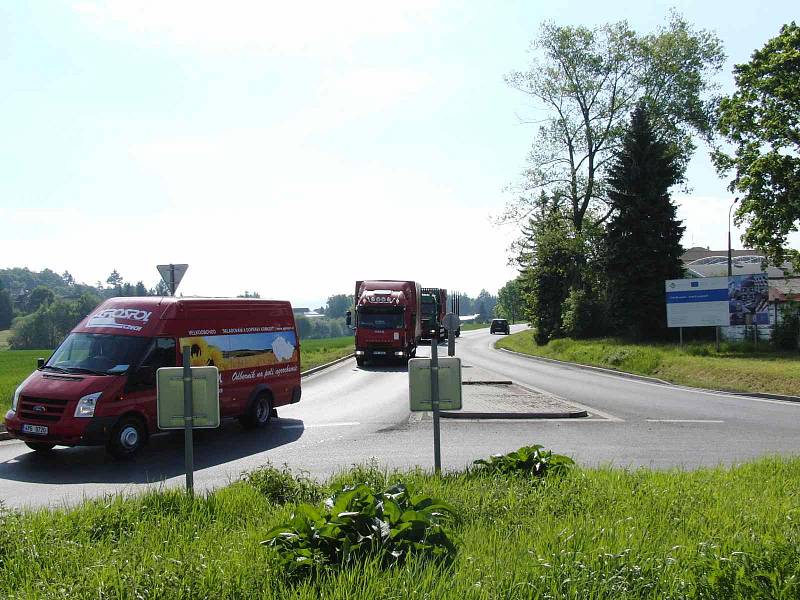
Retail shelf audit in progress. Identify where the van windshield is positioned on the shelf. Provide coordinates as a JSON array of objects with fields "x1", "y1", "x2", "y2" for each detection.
[{"x1": 45, "y1": 333, "x2": 151, "y2": 375}]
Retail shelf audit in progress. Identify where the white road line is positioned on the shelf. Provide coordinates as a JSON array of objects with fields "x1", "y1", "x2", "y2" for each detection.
[
  {"x1": 279, "y1": 421, "x2": 360, "y2": 430},
  {"x1": 646, "y1": 419, "x2": 724, "y2": 423}
]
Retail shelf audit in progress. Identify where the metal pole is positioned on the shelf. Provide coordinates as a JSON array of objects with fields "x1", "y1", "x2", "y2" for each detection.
[
  {"x1": 715, "y1": 326, "x2": 720, "y2": 352},
  {"x1": 182, "y1": 346, "x2": 194, "y2": 494},
  {"x1": 448, "y1": 329, "x2": 455, "y2": 356},
  {"x1": 170, "y1": 264, "x2": 176, "y2": 296},
  {"x1": 430, "y1": 330, "x2": 441, "y2": 474},
  {"x1": 728, "y1": 198, "x2": 738, "y2": 278},
  {"x1": 679, "y1": 327, "x2": 683, "y2": 348}
]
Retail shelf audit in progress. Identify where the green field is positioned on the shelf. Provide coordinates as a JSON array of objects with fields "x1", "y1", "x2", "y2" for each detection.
[
  {"x1": 497, "y1": 331, "x2": 800, "y2": 396},
  {"x1": 0, "y1": 338, "x2": 354, "y2": 411},
  {"x1": 459, "y1": 322, "x2": 490, "y2": 331},
  {"x1": 0, "y1": 456, "x2": 798, "y2": 598}
]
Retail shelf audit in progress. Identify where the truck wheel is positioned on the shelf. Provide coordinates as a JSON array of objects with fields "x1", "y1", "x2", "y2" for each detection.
[
  {"x1": 107, "y1": 416, "x2": 147, "y2": 459},
  {"x1": 25, "y1": 441, "x2": 55, "y2": 452},
  {"x1": 356, "y1": 356, "x2": 365, "y2": 367},
  {"x1": 239, "y1": 393, "x2": 272, "y2": 429}
]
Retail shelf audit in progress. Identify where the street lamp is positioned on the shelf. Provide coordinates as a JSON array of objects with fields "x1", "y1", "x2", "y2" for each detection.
[{"x1": 728, "y1": 197, "x2": 739, "y2": 277}]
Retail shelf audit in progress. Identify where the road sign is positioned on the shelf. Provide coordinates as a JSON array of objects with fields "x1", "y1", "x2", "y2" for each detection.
[
  {"x1": 157, "y1": 264, "x2": 189, "y2": 295},
  {"x1": 156, "y1": 366, "x2": 220, "y2": 429},
  {"x1": 443, "y1": 312, "x2": 460, "y2": 331},
  {"x1": 409, "y1": 357, "x2": 462, "y2": 411}
]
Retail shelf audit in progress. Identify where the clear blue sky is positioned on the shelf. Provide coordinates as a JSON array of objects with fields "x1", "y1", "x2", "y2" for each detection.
[{"x1": 1, "y1": 1, "x2": 797, "y2": 307}]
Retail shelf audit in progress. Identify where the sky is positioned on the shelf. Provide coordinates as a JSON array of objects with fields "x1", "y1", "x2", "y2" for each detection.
[{"x1": 1, "y1": 1, "x2": 797, "y2": 308}]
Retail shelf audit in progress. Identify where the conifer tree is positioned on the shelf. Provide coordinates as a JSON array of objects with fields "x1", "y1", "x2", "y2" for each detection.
[{"x1": 604, "y1": 105, "x2": 684, "y2": 340}]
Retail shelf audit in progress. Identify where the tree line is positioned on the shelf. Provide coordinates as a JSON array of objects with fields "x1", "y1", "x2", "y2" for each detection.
[{"x1": 498, "y1": 15, "x2": 799, "y2": 345}]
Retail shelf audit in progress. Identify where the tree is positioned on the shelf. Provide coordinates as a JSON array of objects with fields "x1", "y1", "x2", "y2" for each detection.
[
  {"x1": 324, "y1": 294, "x2": 353, "y2": 318},
  {"x1": 603, "y1": 105, "x2": 684, "y2": 339},
  {"x1": 151, "y1": 280, "x2": 170, "y2": 296},
  {"x1": 26, "y1": 286, "x2": 55, "y2": 313},
  {"x1": 504, "y1": 14, "x2": 724, "y2": 232},
  {"x1": 237, "y1": 290, "x2": 261, "y2": 298},
  {"x1": 106, "y1": 269, "x2": 123, "y2": 288},
  {"x1": 61, "y1": 271, "x2": 75, "y2": 286},
  {"x1": 713, "y1": 23, "x2": 800, "y2": 267},
  {"x1": 496, "y1": 278, "x2": 523, "y2": 323},
  {"x1": 0, "y1": 279, "x2": 13, "y2": 329}
]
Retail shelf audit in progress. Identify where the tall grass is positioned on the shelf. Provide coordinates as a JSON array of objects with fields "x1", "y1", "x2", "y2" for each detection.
[
  {"x1": 497, "y1": 331, "x2": 800, "y2": 396},
  {"x1": 0, "y1": 457, "x2": 798, "y2": 598}
]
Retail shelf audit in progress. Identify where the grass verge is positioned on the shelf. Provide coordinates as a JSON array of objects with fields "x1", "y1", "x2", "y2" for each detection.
[
  {"x1": 496, "y1": 331, "x2": 800, "y2": 396},
  {"x1": 460, "y1": 322, "x2": 490, "y2": 331},
  {"x1": 0, "y1": 338, "x2": 354, "y2": 411},
  {"x1": 1, "y1": 457, "x2": 799, "y2": 598}
]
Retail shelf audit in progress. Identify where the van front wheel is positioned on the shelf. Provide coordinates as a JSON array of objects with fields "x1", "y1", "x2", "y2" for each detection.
[
  {"x1": 240, "y1": 393, "x2": 272, "y2": 429},
  {"x1": 107, "y1": 416, "x2": 147, "y2": 459}
]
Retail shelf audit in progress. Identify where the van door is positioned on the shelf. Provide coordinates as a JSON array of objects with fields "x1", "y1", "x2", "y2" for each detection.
[{"x1": 125, "y1": 338, "x2": 178, "y2": 429}]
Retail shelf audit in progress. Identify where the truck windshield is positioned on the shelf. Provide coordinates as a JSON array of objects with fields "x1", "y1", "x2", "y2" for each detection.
[
  {"x1": 46, "y1": 333, "x2": 151, "y2": 375},
  {"x1": 358, "y1": 310, "x2": 404, "y2": 329},
  {"x1": 421, "y1": 299, "x2": 437, "y2": 318}
]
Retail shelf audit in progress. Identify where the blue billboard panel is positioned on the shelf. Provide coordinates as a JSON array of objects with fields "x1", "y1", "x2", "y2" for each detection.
[{"x1": 665, "y1": 274, "x2": 770, "y2": 327}]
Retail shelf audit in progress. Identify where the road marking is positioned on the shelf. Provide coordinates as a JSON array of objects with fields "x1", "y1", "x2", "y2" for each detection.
[
  {"x1": 279, "y1": 421, "x2": 360, "y2": 430},
  {"x1": 646, "y1": 419, "x2": 724, "y2": 423}
]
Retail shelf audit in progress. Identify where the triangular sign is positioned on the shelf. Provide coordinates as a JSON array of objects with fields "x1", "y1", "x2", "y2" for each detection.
[{"x1": 157, "y1": 264, "x2": 189, "y2": 295}]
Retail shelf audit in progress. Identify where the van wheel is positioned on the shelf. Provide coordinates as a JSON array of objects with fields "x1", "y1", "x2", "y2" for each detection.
[
  {"x1": 25, "y1": 442, "x2": 55, "y2": 452},
  {"x1": 107, "y1": 416, "x2": 147, "y2": 459},
  {"x1": 240, "y1": 393, "x2": 272, "y2": 429}
]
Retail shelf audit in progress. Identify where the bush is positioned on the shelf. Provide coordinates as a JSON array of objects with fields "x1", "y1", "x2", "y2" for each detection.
[
  {"x1": 561, "y1": 287, "x2": 606, "y2": 339},
  {"x1": 473, "y1": 444, "x2": 575, "y2": 478},
  {"x1": 772, "y1": 303, "x2": 800, "y2": 350},
  {"x1": 262, "y1": 482, "x2": 457, "y2": 577},
  {"x1": 241, "y1": 463, "x2": 322, "y2": 505}
]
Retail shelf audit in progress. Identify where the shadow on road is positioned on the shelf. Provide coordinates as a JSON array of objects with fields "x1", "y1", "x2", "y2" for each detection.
[
  {"x1": 0, "y1": 418, "x2": 304, "y2": 485},
  {"x1": 355, "y1": 364, "x2": 409, "y2": 373}
]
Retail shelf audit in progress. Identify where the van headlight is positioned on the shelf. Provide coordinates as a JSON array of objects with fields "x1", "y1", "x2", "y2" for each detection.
[
  {"x1": 74, "y1": 392, "x2": 102, "y2": 418},
  {"x1": 11, "y1": 385, "x2": 23, "y2": 412}
]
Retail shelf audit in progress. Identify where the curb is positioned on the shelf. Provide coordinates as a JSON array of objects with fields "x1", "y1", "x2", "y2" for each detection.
[
  {"x1": 498, "y1": 347, "x2": 800, "y2": 403},
  {"x1": 301, "y1": 353, "x2": 354, "y2": 378},
  {"x1": 440, "y1": 409, "x2": 587, "y2": 419},
  {"x1": 463, "y1": 380, "x2": 513, "y2": 385}
]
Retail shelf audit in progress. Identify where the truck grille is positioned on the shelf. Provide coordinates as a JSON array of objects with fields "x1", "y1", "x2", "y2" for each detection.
[{"x1": 19, "y1": 396, "x2": 69, "y2": 423}]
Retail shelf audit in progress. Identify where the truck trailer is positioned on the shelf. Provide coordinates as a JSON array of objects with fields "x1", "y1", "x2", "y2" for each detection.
[
  {"x1": 420, "y1": 287, "x2": 447, "y2": 340},
  {"x1": 350, "y1": 280, "x2": 421, "y2": 366}
]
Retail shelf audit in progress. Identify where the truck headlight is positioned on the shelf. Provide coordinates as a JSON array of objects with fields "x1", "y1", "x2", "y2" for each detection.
[
  {"x1": 394, "y1": 351, "x2": 405, "y2": 357},
  {"x1": 74, "y1": 392, "x2": 102, "y2": 418}
]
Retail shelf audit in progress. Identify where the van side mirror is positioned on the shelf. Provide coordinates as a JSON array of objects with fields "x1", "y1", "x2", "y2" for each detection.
[
  {"x1": 130, "y1": 365, "x2": 155, "y2": 387},
  {"x1": 345, "y1": 311, "x2": 352, "y2": 328},
  {"x1": 37, "y1": 358, "x2": 45, "y2": 369}
]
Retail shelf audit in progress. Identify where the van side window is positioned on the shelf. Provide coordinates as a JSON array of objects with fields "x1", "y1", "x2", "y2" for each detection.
[{"x1": 141, "y1": 338, "x2": 177, "y2": 370}]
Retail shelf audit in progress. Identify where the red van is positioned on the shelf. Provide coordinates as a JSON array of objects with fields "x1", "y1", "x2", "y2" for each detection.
[{"x1": 5, "y1": 297, "x2": 301, "y2": 458}]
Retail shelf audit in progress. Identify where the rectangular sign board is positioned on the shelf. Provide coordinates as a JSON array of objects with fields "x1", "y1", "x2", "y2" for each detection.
[
  {"x1": 665, "y1": 273, "x2": 769, "y2": 328},
  {"x1": 157, "y1": 366, "x2": 220, "y2": 429},
  {"x1": 409, "y1": 357, "x2": 462, "y2": 411}
]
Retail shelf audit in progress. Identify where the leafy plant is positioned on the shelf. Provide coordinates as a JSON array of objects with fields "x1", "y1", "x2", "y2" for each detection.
[
  {"x1": 262, "y1": 482, "x2": 457, "y2": 577},
  {"x1": 473, "y1": 445, "x2": 575, "y2": 478},
  {"x1": 242, "y1": 463, "x2": 322, "y2": 505}
]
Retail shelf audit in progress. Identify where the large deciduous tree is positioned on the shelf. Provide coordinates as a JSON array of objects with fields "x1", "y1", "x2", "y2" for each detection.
[
  {"x1": 0, "y1": 279, "x2": 13, "y2": 330},
  {"x1": 504, "y1": 14, "x2": 724, "y2": 231},
  {"x1": 604, "y1": 105, "x2": 684, "y2": 340},
  {"x1": 713, "y1": 22, "x2": 800, "y2": 267}
]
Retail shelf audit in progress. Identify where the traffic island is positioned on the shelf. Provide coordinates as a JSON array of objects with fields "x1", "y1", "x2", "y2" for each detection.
[{"x1": 439, "y1": 381, "x2": 587, "y2": 419}]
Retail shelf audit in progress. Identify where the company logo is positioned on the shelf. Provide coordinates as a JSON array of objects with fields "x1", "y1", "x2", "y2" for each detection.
[
  {"x1": 32, "y1": 405, "x2": 46, "y2": 412},
  {"x1": 86, "y1": 308, "x2": 152, "y2": 332}
]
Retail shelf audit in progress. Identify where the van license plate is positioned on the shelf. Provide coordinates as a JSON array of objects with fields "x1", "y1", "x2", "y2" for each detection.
[{"x1": 22, "y1": 424, "x2": 48, "y2": 436}]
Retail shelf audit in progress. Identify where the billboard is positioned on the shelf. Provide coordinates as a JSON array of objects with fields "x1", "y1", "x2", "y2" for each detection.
[{"x1": 665, "y1": 273, "x2": 769, "y2": 328}]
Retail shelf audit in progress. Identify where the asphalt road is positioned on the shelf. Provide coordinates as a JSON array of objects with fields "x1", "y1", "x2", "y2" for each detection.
[{"x1": 1, "y1": 325, "x2": 799, "y2": 509}]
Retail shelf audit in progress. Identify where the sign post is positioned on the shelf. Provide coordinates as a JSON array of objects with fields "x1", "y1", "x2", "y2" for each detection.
[
  {"x1": 157, "y1": 354, "x2": 220, "y2": 495},
  {"x1": 157, "y1": 263, "x2": 189, "y2": 296},
  {"x1": 430, "y1": 331, "x2": 441, "y2": 473},
  {"x1": 443, "y1": 313, "x2": 459, "y2": 357},
  {"x1": 182, "y1": 346, "x2": 194, "y2": 493}
]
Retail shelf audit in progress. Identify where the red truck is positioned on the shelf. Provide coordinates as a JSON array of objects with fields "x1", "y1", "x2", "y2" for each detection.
[
  {"x1": 6, "y1": 297, "x2": 301, "y2": 458},
  {"x1": 420, "y1": 287, "x2": 448, "y2": 340},
  {"x1": 348, "y1": 280, "x2": 421, "y2": 366}
]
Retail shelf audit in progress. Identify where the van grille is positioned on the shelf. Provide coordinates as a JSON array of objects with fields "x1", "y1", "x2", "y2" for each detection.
[{"x1": 19, "y1": 396, "x2": 69, "y2": 423}]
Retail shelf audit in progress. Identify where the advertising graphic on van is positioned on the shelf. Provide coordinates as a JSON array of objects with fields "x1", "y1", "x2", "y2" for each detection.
[
  {"x1": 180, "y1": 330, "x2": 298, "y2": 370},
  {"x1": 86, "y1": 308, "x2": 152, "y2": 332}
]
